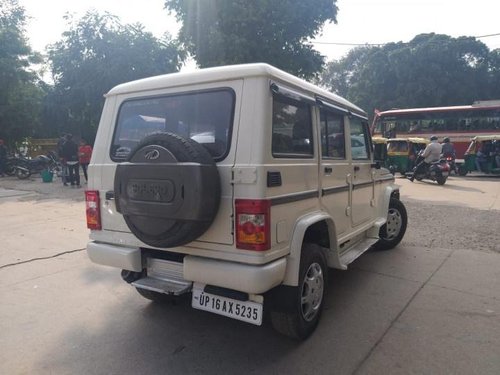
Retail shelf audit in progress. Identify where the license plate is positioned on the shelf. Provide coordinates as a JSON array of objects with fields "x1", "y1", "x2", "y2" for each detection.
[{"x1": 192, "y1": 288, "x2": 263, "y2": 326}]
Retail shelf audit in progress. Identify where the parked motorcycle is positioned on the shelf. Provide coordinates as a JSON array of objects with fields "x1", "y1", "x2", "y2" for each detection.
[
  {"x1": 13, "y1": 152, "x2": 60, "y2": 179},
  {"x1": 407, "y1": 152, "x2": 450, "y2": 185}
]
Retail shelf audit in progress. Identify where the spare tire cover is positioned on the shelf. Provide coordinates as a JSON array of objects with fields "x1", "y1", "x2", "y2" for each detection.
[{"x1": 114, "y1": 132, "x2": 221, "y2": 248}]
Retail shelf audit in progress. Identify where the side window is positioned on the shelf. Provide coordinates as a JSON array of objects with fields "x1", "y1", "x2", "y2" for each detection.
[
  {"x1": 350, "y1": 117, "x2": 371, "y2": 160},
  {"x1": 272, "y1": 95, "x2": 313, "y2": 157},
  {"x1": 320, "y1": 110, "x2": 345, "y2": 159}
]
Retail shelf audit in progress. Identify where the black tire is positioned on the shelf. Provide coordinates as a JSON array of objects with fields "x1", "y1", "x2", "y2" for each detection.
[
  {"x1": 135, "y1": 287, "x2": 175, "y2": 303},
  {"x1": 15, "y1": 168, "x2": 30, "y2": 179},
  {"x1": 436, "y1": 175, "x2": 447, "y2": 185},
  {"x1": 114, "y1": 132, "x2": 221, "y2": 248},
  {"x1": 269, "y1": 243, "x2": 327, "y2": 340},
  {"x1": 373, "y1": 198, "x2": 407, "y2": 251},
  {"x1": 5, "y1": 163, "x2": 15, "y2": 176}
]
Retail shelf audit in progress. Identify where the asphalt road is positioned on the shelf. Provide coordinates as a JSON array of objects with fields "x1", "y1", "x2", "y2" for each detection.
[{"x1": 0, "y1": 174, "x2": 499, "y2": 375}]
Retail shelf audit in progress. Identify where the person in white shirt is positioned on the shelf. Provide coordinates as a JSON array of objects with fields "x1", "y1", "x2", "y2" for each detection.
[{"x1": 409, "y1": 135, "x2": 442, "y2": 181}]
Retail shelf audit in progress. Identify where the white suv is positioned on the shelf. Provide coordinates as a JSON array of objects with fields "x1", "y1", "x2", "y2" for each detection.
[{"x1": 85, "y1": 64, "x2": 407, "y2": 339}]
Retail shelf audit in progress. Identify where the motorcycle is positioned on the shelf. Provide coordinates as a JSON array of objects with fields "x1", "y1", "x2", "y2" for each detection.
[
  {"x1": 407, "y1": 151, "x2": 451, "y2": 185},
  {"x1": 442, "y1": 153, "x2": 457, "y2": 175},
  {"x1": 13, "y1": 152, "x2": 61, "y2": 179}
]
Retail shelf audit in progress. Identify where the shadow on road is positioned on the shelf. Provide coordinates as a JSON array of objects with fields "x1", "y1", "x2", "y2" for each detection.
[{"x1": 33, "y1": 260, "x2": 415, "y2": 375}]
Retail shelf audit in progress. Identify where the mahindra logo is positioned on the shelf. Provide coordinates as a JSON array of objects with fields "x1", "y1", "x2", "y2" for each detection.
[{"x1": 144, "y1": 149, "x2": 160, "y2": 160}]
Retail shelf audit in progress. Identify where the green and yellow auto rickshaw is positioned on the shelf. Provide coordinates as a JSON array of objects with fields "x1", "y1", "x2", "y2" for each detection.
[
  {"x1": 386, "y1": 137, "x2": 429, "y2": 175},
  {"x1": 458, "y1": 135, "x2": 500, "y2": 176},
  {"x1": 372, "y1": 137, "x2": 388, "y2": 165}
]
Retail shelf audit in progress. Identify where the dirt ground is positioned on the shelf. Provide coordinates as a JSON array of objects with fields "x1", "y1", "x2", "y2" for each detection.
[
  {"x1": 397, "y1": 176, "x2": 500, "y2": 254},
  {"x1": 0, "y1": 173, "x2": 498, "y2": 254},
  {"x1": 403, "y1": 199, "x2": 500, "y2": 253},
  {"x1": 0, "y1": 174, "x2": 85, "y2": 202}
]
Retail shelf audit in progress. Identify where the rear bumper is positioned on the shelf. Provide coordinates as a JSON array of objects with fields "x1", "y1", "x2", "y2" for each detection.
[
  {"x1": 86, "y1": 241, "x2": 287, "y2": 294},
  {"x1": 87, "y1": 241, "x2": 142, "y2": 271}
]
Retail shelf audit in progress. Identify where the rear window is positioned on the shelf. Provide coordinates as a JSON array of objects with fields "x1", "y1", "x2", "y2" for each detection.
[{"x1": 111, "y1": 89, "x2": 235, "y2": 161}]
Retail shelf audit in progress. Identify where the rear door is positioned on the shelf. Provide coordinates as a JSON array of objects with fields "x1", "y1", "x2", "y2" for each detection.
[
  {"x1": 348, "y1": 117, "x2": 375, "y2": 226},
  {"x1": 98, "y1": 80, "x2": 243, "y2": 245},
  {"x1": 319, "y1": 108, "x2": 351, "y2": 237}
]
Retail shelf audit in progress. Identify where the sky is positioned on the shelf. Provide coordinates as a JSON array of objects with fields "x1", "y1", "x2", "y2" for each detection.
[{"x1": 18, "y1": 0, "x2": 500, "y2": 66}]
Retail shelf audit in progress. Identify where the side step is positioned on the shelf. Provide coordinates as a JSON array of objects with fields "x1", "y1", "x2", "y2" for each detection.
[
  {"x1": 132, "y1": 277, "x2": 192, "y2": 295},
  {"x1": 339, "y1": 237, "x2": 379, "y2": 268},
  {"x1": 132, "y1": 257, "x2": 192, "y2": 296}
]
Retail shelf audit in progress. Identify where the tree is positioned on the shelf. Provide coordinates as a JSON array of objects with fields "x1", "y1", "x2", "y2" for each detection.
[
  {"x1": 487, "y1": 49, "x2": 500, "y2": 99},
  {"x1": 320, "y1": 33, "x2": 492, "y2": 117},
  {"x1": 0, "y1": 0, "x2": 44, "y2": 144},
  {"x1": 47, "y1": 11, "x2": 185, "y2": 143},
  {"x1": 164, "y1": 0, "x2": 338, "y2": 79}
]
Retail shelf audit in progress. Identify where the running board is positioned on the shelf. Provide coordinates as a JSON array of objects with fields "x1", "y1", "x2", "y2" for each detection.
[
  {"x1": 339, "y1": 238, "x2": 379, "y2": 269},
  {"x1": 132, "y1": 257, "x2": 192, "y2": 295},
  {"x1": 132, "y1": 277, "x2": 192, "y2": 295}
]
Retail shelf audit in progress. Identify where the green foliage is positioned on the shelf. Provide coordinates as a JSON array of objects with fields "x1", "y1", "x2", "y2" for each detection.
[
  {"x1": 47, "y1": 11, "x2": 185, "y2": 143},
  {"x1": 164, "y1": 0, "x2": 338, "y2": 78},
  {"x1": 0, "y1": 0, "x2": 44, "y2": 144},
  {"x1": 320, "y1": 33, "x2": 497, "y2": 117},
  {"x1": 487, "y1": 49, "x2": 500, "y2": 98}
]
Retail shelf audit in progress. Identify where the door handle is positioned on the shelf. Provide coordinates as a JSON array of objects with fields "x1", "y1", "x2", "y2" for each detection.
[
  {"x1": 354, "y1": 166, "x2": 360, "y2": 172},
  {"x1": 324, "y1": 167, "x2": 332, "y2": 174}
]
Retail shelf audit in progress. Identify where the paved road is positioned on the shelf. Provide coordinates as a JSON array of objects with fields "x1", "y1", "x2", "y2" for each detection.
[{"x1": 0, "y1": 175, "x2": 499, "y2": 374}]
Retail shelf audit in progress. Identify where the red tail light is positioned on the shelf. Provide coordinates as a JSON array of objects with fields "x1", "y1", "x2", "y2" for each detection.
[
  {"x1": 235, "y1": 199, "x2": 271, "y2": 251},
  {"x1": 85, "y1": 190, "x2": 102, "y2": 230}
]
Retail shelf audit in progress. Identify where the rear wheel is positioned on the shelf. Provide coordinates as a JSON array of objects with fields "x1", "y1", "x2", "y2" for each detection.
[
  {"x1": 436, "y1": 175, "x2": 447, "y2": 185},
  {"x1": 269, "y1": 243, "x2": 327, "y2": 340},
  {"x1": 373, "y1": 198, "x2": 407, "y2": 250}
]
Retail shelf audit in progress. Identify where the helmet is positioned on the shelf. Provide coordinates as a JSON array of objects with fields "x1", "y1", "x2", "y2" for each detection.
[
  {"x1": 443, "y1": 137, "x2": 450, "y2": 143},
  {"x1": 430, "y1": 135, "x2": 438, "y2": 141}
]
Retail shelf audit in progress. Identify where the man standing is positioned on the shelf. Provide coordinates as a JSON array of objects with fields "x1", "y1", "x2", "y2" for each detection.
[
  {"x1": 61, "y1": 134, "x2": 80, "y2": 187},
  {"x1": 78, "y1": 139, "x2": 92, "y2": 183},
  {"x1": 409, "y1": 135, "x2": 442, "y2": 182}
]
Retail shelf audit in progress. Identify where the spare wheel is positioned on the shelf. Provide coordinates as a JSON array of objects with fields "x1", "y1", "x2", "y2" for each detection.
[{"x1": 114, "y1": 132, "x2": 221, "y2": 248}]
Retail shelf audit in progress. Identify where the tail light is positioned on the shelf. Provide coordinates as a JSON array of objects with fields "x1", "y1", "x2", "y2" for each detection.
[
  {"x1": 440, "y1": 162, "x2": 450, "y2": 172},
  {"x1": 85, "y1": 190, "x2": 102, "y2": 230},
  {"x1": 235, "y1": 199, "x2": 271, "y2": 251}
]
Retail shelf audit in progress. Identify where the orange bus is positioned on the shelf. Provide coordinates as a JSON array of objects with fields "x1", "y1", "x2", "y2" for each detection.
[{"x1": 371, "y1": 100, "x2": 500, "y2": 160}]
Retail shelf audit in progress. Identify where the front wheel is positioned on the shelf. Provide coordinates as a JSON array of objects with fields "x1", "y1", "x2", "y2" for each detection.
[
  {"x1": 15, "y1": 168, "x2": 30, "y2": 179},
  {"x1": 269, "y1": 243, "x2": 327, "y2": 340},
  {"x1": 373, "y1": 198, "x2": 407, "y2": 251},
  {"x1": 5, "y1": 164, "x2": 15, "y2": 176}
]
